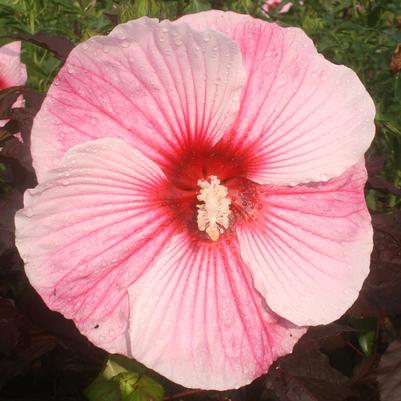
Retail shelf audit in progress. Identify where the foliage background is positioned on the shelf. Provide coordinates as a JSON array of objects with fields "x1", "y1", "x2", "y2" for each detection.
[{"x1": 0, "y1": 1, "x2": 401, "y2": 400}]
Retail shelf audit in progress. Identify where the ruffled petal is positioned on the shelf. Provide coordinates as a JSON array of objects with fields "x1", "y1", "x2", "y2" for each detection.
[
  {"x1": 0, "y1": 42, "x2": 27, "y2": 88},
  {"x1": 31, "y1": 17, "x2": 246, "y2": 181},
  {"x1": 15, "y1": 138, "x2": 176, "y2": 353},
  {"x1": 177, "y1": 11, "x2": 375, "y2": 186},
  {"x1": 236, "y1": 162, "x2": 373, "y2": 326},
  {"x1": 128, "y1": 232, "x2": 305, "y2": 390}
]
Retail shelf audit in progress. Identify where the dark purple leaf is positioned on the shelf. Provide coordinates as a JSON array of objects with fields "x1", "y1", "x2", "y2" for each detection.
[
  {"x1": 349, "y1": 211, "x2": 401, "y2": 318},
  {"x1": 0, "y1": 86, "x2": 44, "y2": 146},
  {"x1": 104, "y1": 11, "x2": 120, "y2": 26},
  {"x1": 0, "y1": 86, "x2": 22, "y2": 119},
  {"x1": 0, "y1": 298, "x2": 23, "y2": 354},
  {"x1": 372, "y1": 212, "x2": 401, "y2": 264},
  {"x1": 377, "y1": 340, "x2": 401, "y2": 401},
  {"x1": 265, "y1": 350, "x2": 354, "y2": 401},
  {"x1": 0, "y1": 119, "x2": 20, "y2": 139},
  {"x1": 0, "y1": 189, "x2": 23, "y2": 255},
  {"x1": 0, "y1": 137, "x2": 34, "y2": 173},
  {"x1": 368, "y1": 176, "x2": 401, "y2": 197},
  {"x1": 349, "y1": 261, "x2": 401, "y2": 318},
  {"x1": 21, "y1": 87, "x2": 46, "y2": 111},
  {"x1": 366, "y1": 154, "x2": 387, "y2": 177},
  {"x1": 349, "y1": 355, "x2": 380, "y2": 401},
  {"x1": 14, "y1": 32, "x2": 74, "y2": 61},
  {"x1": 297, "y1": 323, "x2": 355, "y2": 352}
]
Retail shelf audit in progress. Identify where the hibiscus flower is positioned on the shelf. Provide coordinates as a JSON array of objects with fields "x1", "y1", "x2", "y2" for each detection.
[
  {"x1": 15, "y1": 11, "x2": 375, "y2": 390},
  {"x1": 262, "y1": 0, "x2": 293, "y2": 14},
  {"x1": 0, "y1": 42, "x2": 26, "y2": 129}
]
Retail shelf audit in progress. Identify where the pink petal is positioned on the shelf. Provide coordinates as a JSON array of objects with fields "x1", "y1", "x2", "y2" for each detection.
[
  {"x1": 128, "y1": 232, "x2": 305, "y2": 390},
  {"x1": 236, "y1": 162, "x2": 373, "y2": 326},
  {"x1": 177, "y1": 11, "x2": 375, "y2": 186},
  {"x1": 15, "y1": 138, "x2": 176, "y2": 353},
  {"x1": 0, "y1": 42, "x2": 27, "y2": 88},
  {"x1": 31, "y1": 17, "x2": 246, "y2": 181}
]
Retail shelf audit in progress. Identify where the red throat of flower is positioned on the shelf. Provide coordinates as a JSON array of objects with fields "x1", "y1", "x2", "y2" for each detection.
[
  {"x1": 0, "y1": 78, "x2": 7, "y2": 90},
  {"x1": 161, "y1": 140, "x2": 262, "y2": 243}
]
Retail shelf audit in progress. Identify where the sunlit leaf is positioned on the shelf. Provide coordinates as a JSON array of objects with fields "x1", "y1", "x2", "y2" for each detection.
[{"x1": 85, "y1": 355, "x2": 163, "y2": 401}]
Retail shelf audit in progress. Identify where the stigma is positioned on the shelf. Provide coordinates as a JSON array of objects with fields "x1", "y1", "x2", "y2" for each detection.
[{"x1": 197, "y1": 176, "x2": 231, "y2": 241}]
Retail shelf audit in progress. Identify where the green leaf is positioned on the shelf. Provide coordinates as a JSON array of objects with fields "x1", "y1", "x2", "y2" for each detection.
[
  {"x1": 132, "y1": 0, "x2": 159, "y2": 18},
  {"x1": 394, "y1": 74, "x2": 401, "y2": 102},
  {"x1": 366, "y1": 190, "x2": 378, "y2": 211},
  {"x1": 115, "y1": 372, "x2": 140, "y2": 400},
  {"x1": 301, "y1": 15, "x2": 324, "y2": 35},
  {"x1": 84, "y1": 377, "x2": 120, "y2": 401},
  {"x1": 367, "y1": 5, "x2": 383, "y2": 27},
  {"x1": 358, "y1": 331, "x2": 375, "y2": 356},
  {"x1": 103, "y1": 356, "x2": 132, "y2": 380},
  {"x1": 84, "y1": 355, "x2": 163, "y2": 401},
  {"x1": 131, "y1": 375, "x2": 164, "y2": 401},
  {"x1": 183, "y1": 0, "x2": 211, "y2": 13},
  {"x1": 107, "y1": 354, "x2": 147, "y2": 376}
]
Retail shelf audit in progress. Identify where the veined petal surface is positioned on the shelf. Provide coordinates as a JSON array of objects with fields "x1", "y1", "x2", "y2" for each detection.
[
  {"x1": 236, "y1": 162, "x2": 373, "y2": 326},
  {"x1": 128, "y1": 233, "x2": 305, "y2": 390},
  {"x1": 31, "y1": 17, "x2": 246, "y2": 181},
  {"x1": 15, "y1": 138, "x2": 176, "y2": 353},
  {"x1": 177, "y1": 11, "x2": 376, "y2": 186}
]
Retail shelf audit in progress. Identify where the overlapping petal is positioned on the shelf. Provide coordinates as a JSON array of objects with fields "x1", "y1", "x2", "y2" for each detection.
[
  {"x1": 177, "y1": 11, "x2": 376, "y2": 186},
  {"x1": 128, "y1": 232, "x2": 305, "y2": 390},
  {"x1": 236, "y1": 162, "x2": 372, "y2": 326},
  {"x1": 31, "y1": 17, "x2": 246, "y2": 181},
  {"x1": 15, "y1": 138, "x2": 177, "y2": 353}
]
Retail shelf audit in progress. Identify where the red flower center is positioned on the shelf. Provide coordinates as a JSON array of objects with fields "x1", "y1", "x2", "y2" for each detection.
[{"x1": 161, "y1": 139, "x2": 263, "y2": 241}]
